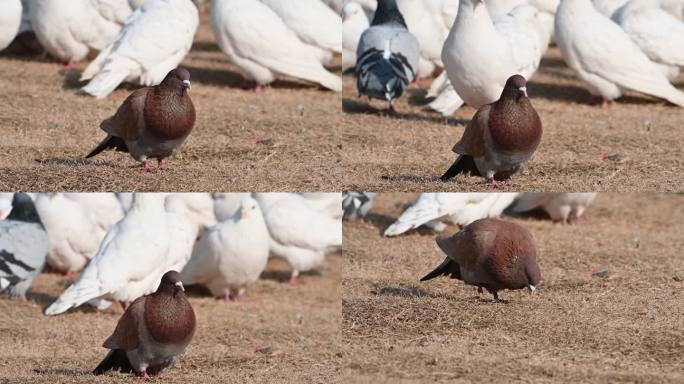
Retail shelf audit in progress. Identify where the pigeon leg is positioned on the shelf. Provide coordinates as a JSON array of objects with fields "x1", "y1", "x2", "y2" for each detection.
[
  {"x1": 223, "y1": 288, "x2": 232, "y2": 303},
  {"x1": 255, "y1": 84, "x2": 265, "y2": 93},
  {"x1": 486, "y1": 179, "x2": 498, "y2": 189},
  {"x1": 236, "y1": 288, "x2": 247, "y2": 302},
  {"x1": 141, "y1": 160, "x2": 152, "y2": 173},
  {"x1": 143, "y1": 369, "x2": 150, "y2": 380},
  {"x1": 289, "y1": 270, "x2": 300, "y2": 285},
  {"x1": 477, "y1": 286, "x2": 483, "y2": 294},
  {"x1": 157, "y1": 158, "x2": 165, "y2": 170}
]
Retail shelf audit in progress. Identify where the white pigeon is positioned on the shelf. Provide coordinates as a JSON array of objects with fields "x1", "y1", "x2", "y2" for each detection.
[
  {"x1": 62, "y1": 193, "x2": 124, "y2": 234},
  {"x1": 254, "y1": 193, "x2": 342, "y2": 283},
  {"x1": 173, "y1": 193, "x2": 217, "y2": 234},
  {"x1": 181, "y1": 196, "x2": 270, "y2": 301},
  {"x1": 34, "y1": 193, "x2": 105, "y2": 275},
  {"x1": 116, "y1": 192, "x2": 135, "y2": 212},
  {"x1": 0, "y1": 193, "x2": 14, "y2": 220},
  {"x1": 44, "y1": 193, "x2": 192, "y2": 315},
  {"x1": 342, "y1": 1, "x2": 370, "y2": 72},
  {"x1": 29, "y1": 0, "x2": 132, "y2": 63},
  {"x1": 438, "y1": 1, "x2": 546, "y2": 111},
  {"x1": 0, "y1": 0, "x2": 22, "y2": 51},
  {"x1": 80, "y1": 0, "x2": 199, "y2": 99},
  {"x1": 512, "y1": 192, "x2": 598, "y2": 223},
  {"x1": 299, "y1": 192, "x2": 343, "y2": 219},
  {"x1": 397, "y1": 0, "x2": 448, "y2": 78},
  {"x1": 555, "y1": 0, "x2": 684, "y2": 107},
  {"x1": 593, "y1": 0, "x2": 629, "y2": 17},
  {"x1": 260, "y1": 0, "x2": 342, "y2": 65},
  {"x1": 213, "y1": 192, "x2": 251, "y2": 222},
  {"x1": 211, "y1": 0, "x2": 342, "y2": 92},
  {"x1": 384, "y1": 193, "x2": 519, "y2": 237},
  {"x1": 613, "y1": 0, "x2": 684, "y2": 78}
]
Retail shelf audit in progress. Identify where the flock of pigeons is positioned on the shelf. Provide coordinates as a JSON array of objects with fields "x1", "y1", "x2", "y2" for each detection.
[
  {"x1": 343, "y1": 191, "x2": 598, "y2": 232},
  {"x1": 0, "y1": 192, "x2": 342, "y2": 304},
  {"x1": 344, "y1": 191, "x2": 598, "y2": 301},
  {"x1": 348, "y1": 0, "x2": 684, "y2": 112},
  {"x1": 0, "y1": 0, "x2": 344, "y2": 98}
]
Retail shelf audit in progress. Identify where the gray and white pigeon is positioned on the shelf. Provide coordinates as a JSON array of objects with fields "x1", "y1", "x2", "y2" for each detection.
[
  {"x1": 441, "y1": 74, "x2": 542, "y2": 187},
  {"x1": 355, "y1": 0, "x2": 420, "y2": 111},
  {"x1": 421, "y1": 218, "x2": 541, "y2": 302},
  {"x1": 0, "y1": 193, "x2": 48, "y2": 299},
  {"x1": 85, "y1": 67, "x2": 196, "y2": 172},
  {"x1": 93, "y1": 270, "x2": 196, "y2": 379},
  {"x1": 342, "y1": 192, "x2": 377, "y2": 221}
]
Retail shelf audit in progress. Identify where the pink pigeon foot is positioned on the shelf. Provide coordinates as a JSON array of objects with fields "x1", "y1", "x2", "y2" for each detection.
[
  {"x1": 157, "y1": 158, "x2": 165, "y2": 170},
  {"x1": 486, "y1": 179, "x2": 499, "y2": 189},
  {"x1": 236, "y1": 289, "x2": 247, "y2": 302},
  {"x1": 62, "y1": 271, "x2": 79, "y2": 281},
  {"x1": 143, "y1": 370, "x2": 150, "y2": 380},
  {"x1": 255, "y1": 84, "x2": 265, "y2": 93},
  {"x1": 142, "y1": 160, "x2": 152, "y2": 173},
  {"x1": 289, "y1": 272, "x2": 300, "y2": 285}
]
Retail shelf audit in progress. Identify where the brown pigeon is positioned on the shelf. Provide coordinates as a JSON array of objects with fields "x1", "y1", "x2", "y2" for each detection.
[
  {"x1": 420, "y1": 218, "x2": 540, "y2": 302},
  {"x1": 93, "y1": 271, "x2": 196, "y2": 378},
  {"x1": 86, "y1": 68, "x2": 196, "y2": 172},
  {"x1": 440, "y1": 74, "x2": 542, "y2": 187}
]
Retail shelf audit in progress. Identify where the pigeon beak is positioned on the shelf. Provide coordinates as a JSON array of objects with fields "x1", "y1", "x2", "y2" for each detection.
[
  {"x1": 182, "y1": 80, "x2": 191, "y2": 90},
  {"x1": 175, "y1": 281, "x2": 185, "y2": 291},
  {"x1": 519, "y1": 86, "x2": 527, "y2": 98},
  {"x1": 527, "y1": 285, "x2": 536, "y2": 294}
]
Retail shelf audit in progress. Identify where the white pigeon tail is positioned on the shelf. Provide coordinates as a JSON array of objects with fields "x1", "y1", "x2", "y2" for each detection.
[
  {"x1": 63, "y1": 193, "x2": 124, "y2": 234},
  {"x1": 384, "y1": 193, "x2": 519, "y2": 237},
  {"x1": 555, "y1": 0, "x2": 684, "y2": 107},
  {"x1": 44, "y1": 193, "x2": 171, "y2": 315},
  {"x1": 181, "y1": 196, "x2": 270, "y2": 300},
  {"x1": 211, "y1": 0, "x2": 342, "y2": 91},
  {"x1": 81, "y1": 0, "x2": 198, "y2": 99}
]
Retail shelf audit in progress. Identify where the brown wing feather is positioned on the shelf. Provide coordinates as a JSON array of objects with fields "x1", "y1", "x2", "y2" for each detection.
[
  {"x1": 100, "y1": 87, "x2": 149, "y2": 142},
  {"x1": 452, "y1": 104, "x2": 490, "y2": 157},
  {"x1": 103, "y1": 297, "x2": 145, "y2": 350}
]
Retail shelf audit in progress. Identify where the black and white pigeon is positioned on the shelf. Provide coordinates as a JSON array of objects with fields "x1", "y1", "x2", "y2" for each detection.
[
  {"x1": 342, "y1": 192, "x2": 377, "y2": 220},
  {"x1": 0, "y1": 193, "x2": 48, "y2": 299},
  {"x1": 355, "y1": 0, "x2": 420, "y2": 111}
]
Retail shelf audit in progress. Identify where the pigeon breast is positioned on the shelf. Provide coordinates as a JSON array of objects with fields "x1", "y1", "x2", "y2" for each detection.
[
  {"x1": 144, "y1": 290, "x2": 196, "y2": 344},
  {"x1": 143, "y1": 87, "x2": 195, "y2": 141}
]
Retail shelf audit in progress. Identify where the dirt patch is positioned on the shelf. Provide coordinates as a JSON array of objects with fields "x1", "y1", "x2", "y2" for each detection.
[
  {"x1": 341, "y1": 193, "x2": 684, "y2": 383},
  {"x1": 341, "y1": 48, "x2": 684, "y2": 192},
  {"x1": 0, "y1": 17, "x2": 342, "y2": 192},
  {"x1": 0, "y1": 256, "x2": 341, "y2": 383}
]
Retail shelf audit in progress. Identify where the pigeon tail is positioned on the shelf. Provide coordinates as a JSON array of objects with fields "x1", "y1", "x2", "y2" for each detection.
[
  {"x1": 44, "y1": 279, "x2": 103, "y2": 315},
  {"x1": 93, "y1": 349, "x2": 134, "y2": 375},
  {"x1": 440, "y1": 155, "x2": 479, "y2": 181},
  {"x1": 420, "y1": 257, "x2": 462, "y2": 282},
  {"x1": 81, "y1": 67, "x2": 130, "y2": 99},
  {"x1": 428, "y1": 85, "x2": 464, "y2": 116},
  {"x1": 356, "y1": 48, "x2": 414, "y2": 102},
  {"x1": 86, "y1": 135, "x2": 129, "y2": 159}
]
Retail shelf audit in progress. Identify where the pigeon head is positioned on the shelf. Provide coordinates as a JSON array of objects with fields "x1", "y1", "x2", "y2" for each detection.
[
  {"x1": 502, "y1": 74, "x2": 528, "y2": 99},
  {"x1": 342, "y1": 1, "x2": 364, "y2": 21},
  {"x1": 525, "y1": 257, "x2": 541, "y2": 294},
  {"x1": 238, "y1": 196, "x2": 259, "y2": 220},
  {"x1": 159, "y1": 270, "x2": 184, "y2": 293},
  {"x1": 371, "y1": 0, "x2": 407, "y2": 28},
  {"x1": 161, "y1": 67, "x2": 191, "y2": 92},
  {"x1": 7, "y1": 193, "x2": 42, "y2": 225}
]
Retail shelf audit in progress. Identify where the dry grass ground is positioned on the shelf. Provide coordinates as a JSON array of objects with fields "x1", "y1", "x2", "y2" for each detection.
[
  {"x1": 0, "y1": 256, "x2": 341, "y2": 383},
  {"x1": 342, "y1": 193, "x2": 684, "y2": 383},
  {"x1": 341, "y1": 48, "x2": 684, "y2": 192},
  {"x1": 0, "y1": 16, "x2": 342, "y2": 192}
]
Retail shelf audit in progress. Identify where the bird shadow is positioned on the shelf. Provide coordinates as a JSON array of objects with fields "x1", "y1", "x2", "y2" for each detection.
[
  {"x1": 259, "y1": 268, "x2": 324, "y2": 283},
  {"x1": 26, "y1": 292, "x2": 59, "y2": 308},
  {"x1": 529, "y1": 79, "x2": 680, "y2": 106},
  {"x1": 360, "y1": 212, "x2": 396, "y2": 236},
  {"x1": 371, "y1": 284, "x2": 459, "y2": 300},
  {"x1": 183, "y1": 64, "x2": 316, "y2": 91},
  {"x1": 504, "y1": 205, "x2": 552, "y2": 222},
  {"x1": 35, "y1": 158, "x2": 120, "y2": 169},
  {"x1": 0, "y1": 32, "x2": 45, "y2": 57},
  {"x1": 189, "y1": 41, "x2": 221, "y2": 53},
  {"x1": 342, "y1": 97, "x2": 469, "y2": 126},
  {"x1": 33, "y1": 368, "x2": 92, "y2": 377},
  {"x1": 379, "y1": 174, "x2": 440, "y2": 184}
]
